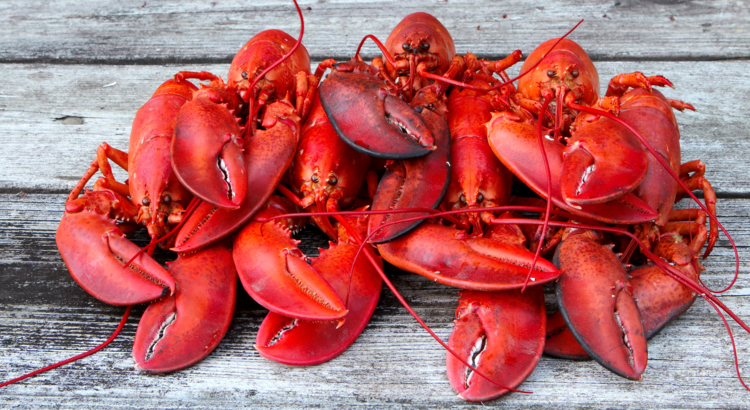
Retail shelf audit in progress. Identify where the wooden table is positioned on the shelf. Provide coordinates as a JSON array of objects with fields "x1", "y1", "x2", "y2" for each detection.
[{"x1": 2, "y1": 1, "x2": 749, "y2": 408}]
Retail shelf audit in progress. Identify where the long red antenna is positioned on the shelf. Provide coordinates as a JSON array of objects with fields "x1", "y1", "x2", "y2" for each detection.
[{"x1": 0, "y1": 307, "x2": 132, "y2": 388}]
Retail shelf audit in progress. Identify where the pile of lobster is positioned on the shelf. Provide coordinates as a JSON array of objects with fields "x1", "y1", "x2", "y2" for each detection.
[{"x1": 8, "y1": 2, "x2": 747, "y2": 403}]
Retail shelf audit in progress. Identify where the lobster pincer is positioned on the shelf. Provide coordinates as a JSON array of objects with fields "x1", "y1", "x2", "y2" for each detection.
[
  {"x1": 57, "y1": 189, "x2": 175, "y2": 306},
  {"x1": 554, "y1": 232, "x2": 648, "y2": 380},
  {"x1": 319, "y1": 67, "x2": 435, "y2": 159}
]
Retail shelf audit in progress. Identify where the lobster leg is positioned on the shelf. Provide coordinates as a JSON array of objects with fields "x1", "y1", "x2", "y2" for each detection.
[
  {"x1": 447, "y1": 288, "x2": 546, "y2": 402},
  {"x1": 554, "y1": 233, "x2": 647, "y2": 380},
  {"x1": 133, "y1": 245, "x2": 236, "y2": 373}
]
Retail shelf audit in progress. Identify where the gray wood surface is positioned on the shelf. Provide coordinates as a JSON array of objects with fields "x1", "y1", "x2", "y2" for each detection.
[{"x1": 2, "y1": 1, "x2": 750, "y2": 408}]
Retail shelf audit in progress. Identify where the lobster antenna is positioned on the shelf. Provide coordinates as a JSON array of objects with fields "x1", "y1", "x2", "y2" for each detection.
[
  {"x1": 296, "y1": 204, "x2": 750, "y2": 391},
  {"x1": 522, "y1": 91, "x2": 556, "y2": 292},
  {"x1": 247, "y1": 0, "x2": 305, "y2": 94},
  {"x1": 0, "y1": 306, "x2": 132, "y2": 388},
  {"x1": 418, "y1": 19, "x2": 584, "y2": 94}
]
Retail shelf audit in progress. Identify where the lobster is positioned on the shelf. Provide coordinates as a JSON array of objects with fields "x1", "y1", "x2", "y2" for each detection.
[
  {"x1": 483, "y1": 37, "x2": 724, "y2": 382},
  {"x1": 56, "y1": 78, "x2": 197, "y2": 306}
]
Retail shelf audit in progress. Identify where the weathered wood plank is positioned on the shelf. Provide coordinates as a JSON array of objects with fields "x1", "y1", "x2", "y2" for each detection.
[
  {"x1": 1, "y1": 194, "x2": 749, "y2": 408},
  {"x1": 2, "y1": 0, "x2": 749, "y2": 63},
  {"x1": 1, "y1": 61, "x2": 749, "y2": 195}
]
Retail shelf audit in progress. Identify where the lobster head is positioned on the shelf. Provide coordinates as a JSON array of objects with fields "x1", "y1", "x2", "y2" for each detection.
[
  {"x1": 227, "y1": 29, "x2": 311, "y2": 104},
  {"x1": 517, "y1": 38, "x2": 599, "y2": 106},
  {"x1": 383, "y1": 12, "x2": 456, "y2": 79}
]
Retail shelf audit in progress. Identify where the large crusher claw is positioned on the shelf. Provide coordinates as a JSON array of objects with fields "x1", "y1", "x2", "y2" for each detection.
[
  {"x1": 378, "y1": 223, "x2": 559, "y2": 291},
  {"x1": 487, "y1": 112, "x2": 658, "y2": 225},
  {"x1": 255, "y1": 214, "x2": 382, "y2": 365},
  {"x1": 232, "y1": 198, "x2": 347, "y2": 321},
  {"x1": 319, "y1": 70, "x2": 435, "y2": 159},
  {"x1": 56, "y1": 190, "x2": 175, "y2": 306},
  {"x1": 172, "y1": 99, "x2": 300, "y2": 253},
  {"x1": 560, "y1": 114, "x2": 649, "y2": 205},
  {"x1": 133, "y1": 245, "x2": 237, "y2": 373},
  {"x1": 554, "y1": 233, "x2": 648, "y2": 380},
  {"x1": 171, "y1": 88, "x2": 247, "y2": 209},
  {"x1": 447, "y1": 288, "x2": 546, "y2": 402}
]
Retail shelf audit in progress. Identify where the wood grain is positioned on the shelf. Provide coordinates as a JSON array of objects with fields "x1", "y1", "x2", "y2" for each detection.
[{"x1": 2, "y1": 0, "x2": 750, "y2": 408}]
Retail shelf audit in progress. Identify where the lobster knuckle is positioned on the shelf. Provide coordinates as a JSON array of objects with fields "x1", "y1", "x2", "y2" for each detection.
[
  {"x1": 233, "y1": 217, "x2": 346, "y2": 321},
  {"x1": 57, "y1": 208, "x2": 174, "y2": 306},
  {"x1": 133, "y1": 245, "x2": 236, "y2": 374},
  {"x1": 171, "y1": 97, "x2": 246, "y2": 209},
  {"x1": 367, "y1": 108, "x2": 450, "y2": 244},
  {"x1": 378, "y1": 223, "x2": 559, "y2": 291},
  {"x1": 554, "y1": 234, "x2": 647, "y2": 380},
  {"x1": 255, "y1": 240, "x2": 382, "y2": 366},
  {"x1": 447, "y1": 288, "x2": 546, "y2": 402},
  {"x1": 319, "y1": 70, "x2": 434, "y2": 159}
]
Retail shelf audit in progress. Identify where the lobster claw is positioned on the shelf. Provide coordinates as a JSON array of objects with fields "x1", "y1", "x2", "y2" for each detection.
[
  {"x1": 447, "y1": 288, "x2": 546, "y2": 402},
  {"x1": 171, "y1": 99, "x2": 300, "y2": 253},
  {"x1": 319, "y1": 69, "x2": 435, "y2": 159},
  {"x1": 133, "y1": 245, "x2": 236, "y2": 373},
  {"x1": 56, "y1": 190, "x2": 175, "y2": 306},
  {"x1": 543, "y1": 311, "x2": 590, "y2": 360},
  {"x1": 172, "y1": 95, "x2": 247, "y2": 209},
  {"x1": 560, "y1": 114, "x2": 648, "y2": 205},
  {"x1": 486, "y1": 111, "x2": 659, "y2": 224},
  {"x1": 232, "y1": 198, "x2": 347, "y2": 321},
  {"x1": 255, "y1": 213, "x2": 382, "y2": 365},
  {"x1": 368, "y1": 108, "x2": 451, "y2": 243},
  {"x1": 378, "y1": 223, "x2": 560, "y2": 291},
  {"x1": 554, "y1": 233, "x2": 648, "y2": 380}
]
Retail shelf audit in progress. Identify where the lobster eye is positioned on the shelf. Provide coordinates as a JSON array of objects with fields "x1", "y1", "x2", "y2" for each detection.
[
  {"x1": 161, "y1": 193, "x2": 171, "y2": 204},
  {"x1": 571, "y1": 70, "x2": 580, "y2": 78},
  {"x1": 402, "y1": 42, "x2": 411, "y2": 52},
  {"x1": 142, "y1": 197, "x2": 150, "y2": 206},
  {"x1": 419, "y1": 41, "x2": 430, "y2": 52},
  {"x1": 547, "y1": 70, "x2": 556, "y2": 78},
  {"x1": 328, "y1": 176, "x2": 338, "y2": 186},
  {"x1": 477, "y1": 193, "x2": 484, "y2": 203},
  {"x1": 311, "y1": 175, "x2": 320, "y2": 184},
  {"x1": 459, "y1": 194, "x2": 467, "y2": 204},
  {"x1": 241, "y1": 71, "x2": 248, "y2": 80}
]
